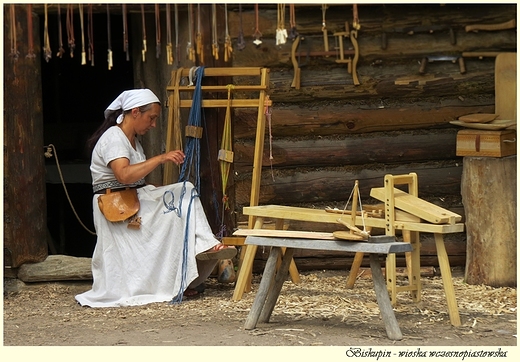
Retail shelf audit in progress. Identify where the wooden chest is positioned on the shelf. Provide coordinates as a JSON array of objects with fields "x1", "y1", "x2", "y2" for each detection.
[{"x1": 456, "y1": 129, "x2": 516, "y2": 157}]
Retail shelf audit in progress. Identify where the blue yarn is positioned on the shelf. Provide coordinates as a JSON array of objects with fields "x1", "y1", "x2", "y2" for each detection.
[
  {"x1": 178, "y1": 66, "x2": 205, "y2": 193},
  {"x1": 170, "y1": 186, "x2": 199, "y2": 305},
  {"x1": 168, "y1": 67, "x2": 205, "y2": 304}
]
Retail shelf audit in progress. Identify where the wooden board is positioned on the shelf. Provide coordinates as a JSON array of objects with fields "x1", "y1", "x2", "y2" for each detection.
[
  {"x1": 332, "y1": 231, "x2": 367, "y2": 241},
  {"x1": 233, "y1": 228, "x2": 336, "y2": 240},
  {"x1": 495, "y1": 53, "x2": 517, "y2": 122},
  {"x1": 450, "y1": 119, "x2": 516, "y2": 130},
  {"x1": 370, "y1": 187, "x2": 462, "y2": 224}
]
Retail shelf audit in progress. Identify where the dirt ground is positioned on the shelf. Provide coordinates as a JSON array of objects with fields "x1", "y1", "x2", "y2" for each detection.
[{"x1": 3, "y1": 267, "x2": 517, "y2": 358}]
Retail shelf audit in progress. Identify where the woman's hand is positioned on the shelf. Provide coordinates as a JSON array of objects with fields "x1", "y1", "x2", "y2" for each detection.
[{"x1": 162, "y1": 150, "x2": 186, "y2": 165}]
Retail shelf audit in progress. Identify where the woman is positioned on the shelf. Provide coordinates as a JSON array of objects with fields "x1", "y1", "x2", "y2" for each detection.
[{"x1": 75, "y1": 88, "x2": 236, "y2": 307}]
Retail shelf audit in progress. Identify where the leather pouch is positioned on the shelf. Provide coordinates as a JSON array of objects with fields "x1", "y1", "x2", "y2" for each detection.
[{"x1": 98, "y1": 188, "x2": 140, "y2": 222}]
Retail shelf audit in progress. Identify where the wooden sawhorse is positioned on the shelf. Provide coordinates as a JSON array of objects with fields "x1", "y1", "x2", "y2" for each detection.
[{"x1": 243, "y1": 236, "x2": 413, "y2": 341}]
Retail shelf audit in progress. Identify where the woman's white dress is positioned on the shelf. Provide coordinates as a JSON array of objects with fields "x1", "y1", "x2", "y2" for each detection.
[{"x1": 75, "y1": 127, "x2": 219, "y2": 307}]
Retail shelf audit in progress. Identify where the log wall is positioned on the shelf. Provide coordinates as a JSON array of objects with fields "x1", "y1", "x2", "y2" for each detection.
[{"x1": 223, "y1": 4, "x2": 516, "y2": 269}]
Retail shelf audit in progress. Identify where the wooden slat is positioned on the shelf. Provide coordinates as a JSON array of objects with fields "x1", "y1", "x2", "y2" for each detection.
[
  {"x1": 234, "y1": 228, "x2": 336, "y2": 240},
  {"x1": 178, "y1": 99, "x2": 270, "y2": 108},
  {"x1": 370, "y1": 187, "x2": 462, "y2": 224},
  {"x1": 245, "y1": 236, "x2": 413, "y2": 254},
  {"x1": 167, "y1": 85, "x2": 268, "y2": 92},
  {"x1": 179, "y1": 67, "x2": 264, "y2": 77}
]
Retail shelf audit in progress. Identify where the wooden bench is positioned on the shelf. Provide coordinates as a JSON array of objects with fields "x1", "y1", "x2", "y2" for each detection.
[{"x1": 243, "y1": 236, "x2": 413, "y2": 341}]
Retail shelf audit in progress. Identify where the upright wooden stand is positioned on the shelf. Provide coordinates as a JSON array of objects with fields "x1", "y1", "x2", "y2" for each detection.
[{"x1": 163, "y1": 67, "x2": 280, "y2": 293}]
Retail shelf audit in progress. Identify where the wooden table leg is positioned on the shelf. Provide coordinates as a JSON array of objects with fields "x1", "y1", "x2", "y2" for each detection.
[
  {"x1": 346, "y1": 252, "x2": 364, "y2": 288},
  {"x1": 244, "y1": 247, "x2": 282, "y2": 330},
  {"x1": 370, "y1": 254, "x2": 403, "y2": 341},
  {"x1": 259, "y1": 248, "x2": 295, "y2": 323},
  {"x1": 434, "y1": 233, "x2": 461, "y2": 326}
]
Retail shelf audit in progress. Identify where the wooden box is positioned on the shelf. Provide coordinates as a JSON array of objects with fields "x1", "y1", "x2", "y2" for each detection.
[{"x1": 456, "y1": 129, "x2": 516, "y2": 157}]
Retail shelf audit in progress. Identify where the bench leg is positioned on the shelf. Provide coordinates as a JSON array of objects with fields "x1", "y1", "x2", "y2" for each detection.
[
  {"x1": 434, "y1": 233, "x2": 461, "y2": 326},
  {"x1": 370, "y1": 254, "x2": 403, "y2": 340},
  {"x1": 259, "y1": 247, "x2": 295, "y2": 323},
  {"x1": 346, "y1": 252, "x2": 364, "y2": 288},
  {"x1": 244, "y1": 247, "x2": 282, "y2": 330}
]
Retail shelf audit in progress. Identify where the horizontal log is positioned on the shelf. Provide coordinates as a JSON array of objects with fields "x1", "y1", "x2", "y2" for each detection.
[
  {"x1": 234, "y1": 100, "x2": 494, "y2": 139},
  {"x1": 235, "y1": 162, "x2": 463, "y2": 207},
  {"x1": 234, "y1": 130, "x2": 459, "y2": 172},
  {"x1": 17, "y1": 255, "x2": 92, "y2": 282}
]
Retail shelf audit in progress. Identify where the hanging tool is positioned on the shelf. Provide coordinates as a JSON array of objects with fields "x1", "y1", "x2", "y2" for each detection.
[
  {"x1": 334, "y1": 21, "x2": 360, "y2": 85},
  {"x1": 141, "y1": 5, "x2": 147, "y2": 62},
  {"x1": 288, "y1": 4, "x2": 298, "y2": 41},
  {"x1": 253, "y1": 4, "x2": 262, "y2": 46},
  {"x1": 174, "y1": 4, "x2": 180, "y2": 67},
  {"x1": 381, "y1": 24, "x2": 456, "y2": 50},
  {"x1": 9, "y1": 4, "x2": 19, "y2": 60},
  {"x1": 166, "y1": 4, "x2": 173, "y2": 65},
  {"x1": 122, "y1": 4, "x2": 129, "y2": 61},
  {"x1": 155, "y1": 4, "x2": 161, "y2": 59},
  {"x1": 419, "y1": 54, "x2": 466, "y2": 74},
  {"x1": 224, "y1": 4, "x2": 233, "y2": 62},
  {"x1": 186, "y1": 4, "x2": 195, "y2": 62},
  {"x1": 276, "y1": 4, "x2": 287, "y2": 46},
  {"x1": 66, "y1": 4, "x2": 75, "y2": 58},
  {"x1": 56, "y1": 4, "x2": 65, "y2": 58},
  {"x1": 196, "y1": 4, "x2": 204, "y2": 63},
  {"x1": 87, "y1": 4, "x2": 94, "y2": 66},
  {"x1": 212, "y1": 4, "x2": 219, "y2": 60},
  {"x1": 26, "y1": 4, "x2": 35, "y2": 58},
  {"x1": 79, "y1": 4, "x2": 86, "y2": 65},
  {"x1": 236, "y1": 4, "x2": 246, "y2": 50},
  {"x1": 43, "y1": 4, "x2": 51, "y2": 62},
  {"x1": 465, "y1": 19, "x2": 516, "y2": 32},
  {"x1": 107, "y1": 4, "x2": 113, "y2": 70},
  {"x1": 321, "y1": 4, "x2": 329, "y2": 53}
]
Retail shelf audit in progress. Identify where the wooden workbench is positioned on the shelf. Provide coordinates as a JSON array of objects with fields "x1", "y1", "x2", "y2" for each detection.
[{"x1": 243, "y1": 236, "x2": 413, "y2": 340}]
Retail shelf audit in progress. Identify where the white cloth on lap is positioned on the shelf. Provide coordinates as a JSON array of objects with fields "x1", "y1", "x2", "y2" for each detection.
[{"x1": 75, "y1": 182, "x2": 219, "y2": 307}]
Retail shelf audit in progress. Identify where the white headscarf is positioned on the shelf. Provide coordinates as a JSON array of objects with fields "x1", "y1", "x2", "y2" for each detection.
[{"x1": 104, "y1": 89, "x2": 161, "y2": 124}]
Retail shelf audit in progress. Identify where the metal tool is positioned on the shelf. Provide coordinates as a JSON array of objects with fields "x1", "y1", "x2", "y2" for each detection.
[{"x1": 419, "y1": 55, "x2": 466, "y2": 74}]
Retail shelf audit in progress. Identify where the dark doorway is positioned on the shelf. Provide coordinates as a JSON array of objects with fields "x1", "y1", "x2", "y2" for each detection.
[{"x1": 41, "y1": 10, "x2": 134, "y2": 256}]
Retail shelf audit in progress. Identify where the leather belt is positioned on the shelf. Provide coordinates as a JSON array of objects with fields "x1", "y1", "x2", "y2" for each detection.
[{"x1": 95, "y1": 185, "x2": 144, "y2": 195}]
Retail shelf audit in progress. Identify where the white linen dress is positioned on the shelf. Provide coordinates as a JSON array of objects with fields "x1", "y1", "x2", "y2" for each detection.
[{"x1": 75, "y1": 126, "x2": 219, "y2": 307}]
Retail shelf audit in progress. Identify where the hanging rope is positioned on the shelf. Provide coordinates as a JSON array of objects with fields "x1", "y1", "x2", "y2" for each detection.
[
  {"x1": 289, "y1": 4, "x2": 299, "y2": 41},
  {"x1": 224, "y1": 4, "x2": 232, "y2": 62},
  {"x1": 276, "y1": 4, "x2": 287, "y2": 46},
  {"x1": 196, "y1": 4, "x2": 204, "y2": 64},
  {"x1": 253, "y1": 4, "x2": 262, "y2": 46},
  {"x1": 178, "y1": 66, "x2": 205, "y2": 193},
  {"x1": 43, "y1": 4, "x2": 51, "y2": 62},
  {"x1": 155, "y1": 4, "x2": 161, "y2": 59},
  {"x1": 186, "y1": 4, "x2": 195, "y2": 62},
  {"x1": 57, "y1": 4, "x2": 65, "y2": 58},
  {"x1": 66, "y1": 4, "x2": 75, "y2": 58},
  {"x1": 26, "y1": 4, "x2": 35, "y2": 59},
  {"x1": 141, "y1": 4, "x2": 147, "y2": 62},
  {"x1": 236, "y1": 4, "x2": 246, "y2": 50},
  {"x1": 211, "y1": 4, "x2": 219, "y2": 60},
  {"x1": 88, "y1": 4, "x2": 94, "y2": 66},
  {"x1": 321, "y1": 4, "x2": 329, "y2": 52},
  {"x1": 174, "y1": 4, "x2": 180, "y2": 67},
  {"x1": 79, "y1": 4, "x2": 86, "y2": 65},
  {"x1": 166, "y1": 4, "x2": 173, "y2": 65},
  {"x1": 353, "y1": 4, "x2": 361, "y2": 30},
  {"x1": 122, "y1": 4, "x2": 129, "y2": 61},
  {"x1": 9, "y1": 4, "x2": 19, "y2": 61},
  {"x1": 218, "y1": 85, "x2": 235, "y2": 210},
  {"x1": 44, "y1": 145, "x2": 96, "y2": 236},
  {"x1": 107, "y1": 4, "x2": 113, "y2": 70}
]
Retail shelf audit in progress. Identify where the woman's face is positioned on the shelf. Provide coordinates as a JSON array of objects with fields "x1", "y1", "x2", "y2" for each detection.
[{"x1": 134, "y1": 103, "x2": 161, "y2": 135}]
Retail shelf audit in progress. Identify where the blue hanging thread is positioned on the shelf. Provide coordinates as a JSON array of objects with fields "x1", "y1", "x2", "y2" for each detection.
[
  {"x1": 169, "y1": 66, "x2": 205, "y2": 304},
  {"x1": 170, "y1": 186, "x2": 199, "y2": 304},
  {"x1": 178, "y1": 66, "x2": 204, "y2": 193}
]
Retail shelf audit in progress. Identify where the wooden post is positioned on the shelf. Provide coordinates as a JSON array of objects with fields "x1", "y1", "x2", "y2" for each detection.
[
  {"x1": 3, "y1": 5, "x2": 48, "y2": 267},
  {"x1": 462, "y1": 156, "x2": 517, "y2": 287}
]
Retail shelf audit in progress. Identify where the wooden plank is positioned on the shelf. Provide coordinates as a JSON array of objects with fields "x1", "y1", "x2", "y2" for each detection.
[
  {"x1": 233, "y1": 229, "x2": 336, "y2": 240},
  {"x1": 495, "y1": 53, "x2": 516, "y2": 121},
  {"x1": 370, "y1": 187, "x2": 462, "y2": 224},
  {"x1": 245, "y1": 236, "x2": 413, "y2": 254}
]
